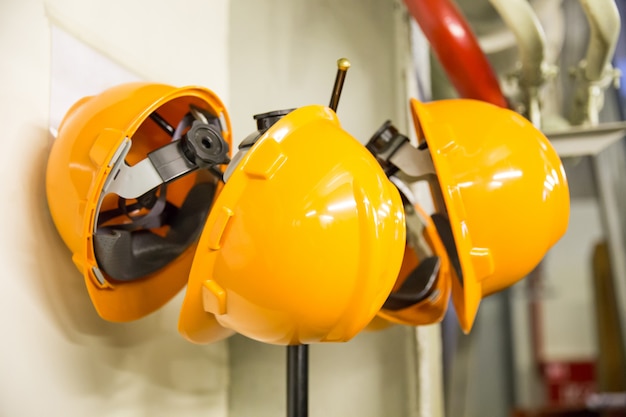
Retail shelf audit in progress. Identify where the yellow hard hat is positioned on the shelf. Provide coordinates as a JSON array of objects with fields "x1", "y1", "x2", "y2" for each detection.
[
  {"x1": 178, "y1": 105, "x2": 406, "y2": 345},
  {"x1": 409, "y1": 98, "x2": 570, "y2": 332},
  {"x1": 46, "y1": 82, "x2": 232, "y2": 323}
]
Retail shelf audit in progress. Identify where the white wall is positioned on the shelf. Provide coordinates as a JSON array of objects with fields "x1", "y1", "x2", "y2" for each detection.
[
  {"x1": 0, "y1": 1, "x2": 230, "y2": 416},
  {"x1": 229, "y1": 328, "x2": 421, "y2": 417},
  {"x1": 227, "y1": 0, "x2": 404, "y2": 144}
]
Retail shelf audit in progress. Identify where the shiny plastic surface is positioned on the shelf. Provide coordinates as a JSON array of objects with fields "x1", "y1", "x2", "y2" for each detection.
[
  {"x1": 377, "y1": 204, "x2": 451, "y2": 326},
  {"x1": 364, "y1": 315, "x2": 396, "y2": 332},
  {"x1": 410, "y1": 98, "x2": 570, "y2": 332},
  {"x1": 46, "y1": 82, "x2": 232, "y2": 323},
  {"x1": 178, "y1": 105, "x2": 406, "y2": 345}
]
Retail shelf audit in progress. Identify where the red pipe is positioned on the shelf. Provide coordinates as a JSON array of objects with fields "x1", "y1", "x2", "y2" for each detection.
[{"x1": 404, "y1": 0, "x2": 508, "y2": 108}]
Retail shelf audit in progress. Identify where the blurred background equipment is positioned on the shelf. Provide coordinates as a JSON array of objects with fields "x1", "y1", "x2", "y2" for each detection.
[{"x1": 415, "y1": 0, "x2": 626, "y2": 415}]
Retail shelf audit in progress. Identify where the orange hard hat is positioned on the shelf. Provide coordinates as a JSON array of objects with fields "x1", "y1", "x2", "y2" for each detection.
[
  {"x1": 178, "y1": 105, "x2": 406, "y2": 345},
  {"x1": 408, "y1": 98, "x2": 570, "y2": 332},
  {"x1": 46, "y1": 82, "x2": 232, "y2": 324}
]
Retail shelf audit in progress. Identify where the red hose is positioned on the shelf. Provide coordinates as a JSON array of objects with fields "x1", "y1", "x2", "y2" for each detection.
[{"x1": 404, "y1": 0, "x2": 508, "y2": 108}]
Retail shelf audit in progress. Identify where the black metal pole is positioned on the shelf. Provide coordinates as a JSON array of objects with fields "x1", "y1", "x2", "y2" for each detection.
[
  {"x1": 285, "y1": 57, "x2": 349, "y2": 417},
  {"x1": 329, "y1": 58, "x2": 351, "y2": 112},
  {"x1": 287, "y1": 344, "x2": 309, "y2": 417}
]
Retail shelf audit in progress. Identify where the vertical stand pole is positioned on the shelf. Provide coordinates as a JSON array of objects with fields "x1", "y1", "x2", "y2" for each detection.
[
  {"x1": 285, "y1": 57, "x2": 350, "y2": 417},
  {"x1": 287, "y1": 344, "x2": 309, "y2": 417},
  {"x1": 329, "y1": 58, "x2": 351, "y2": 112}
]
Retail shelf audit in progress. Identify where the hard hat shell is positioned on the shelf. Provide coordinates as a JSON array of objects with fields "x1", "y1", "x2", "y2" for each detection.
[
  {"x1": 364, "y1": 315, "x2": 396, "y2": 332},
  {"x1": 410, "y1": 98, "x2": 569, "y2": 333},
  {"x1": 178, "y1": 105, "x2": 406, "y2": 345},
  {"x1": 376, "y1": 203, "x2": 451, "y2": 326},
  {"x1": 46, "y1": 82, "x2": 232, "y2": 322}
]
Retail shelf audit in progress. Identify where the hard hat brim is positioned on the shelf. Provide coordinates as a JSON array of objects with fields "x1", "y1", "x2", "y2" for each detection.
[
  {"x1": 178, "y1": 219, "x2": 236, "y2": 343},
  {"x1": 409, "y1": 97, "x2": 481, "y2": 333}
]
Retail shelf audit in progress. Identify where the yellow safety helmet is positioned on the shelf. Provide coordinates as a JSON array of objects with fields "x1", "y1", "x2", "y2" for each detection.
[
  {"x1": 408, "y1": 98, "x2": 570, "y2": 332},
  {"x1": 46, "y1": 82, "x2": 232, "y2": 323},
  {"x1": 178, "y1": 105, "x2": 406, "y2": 345}
]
